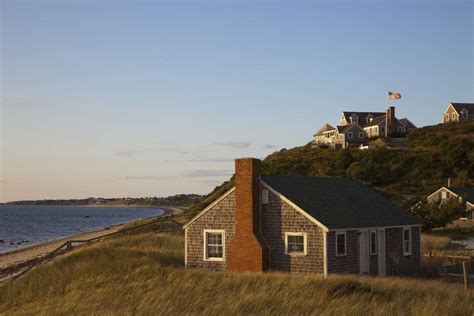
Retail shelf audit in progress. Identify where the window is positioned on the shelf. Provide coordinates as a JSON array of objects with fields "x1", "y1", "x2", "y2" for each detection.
[
  {"x1": 204, "y1": 230, "x2": 224, "y2": 261},
  {"x1": 441, "y1": 191, "x2": 447, "y2": 199},
  {"x1": 452, "y1": 112, "x2": 456, "y2": 120},
  {"x1": 285, "y1": 232, "x2": 307, "y2": 255},
  {"x1": 350, "y1": 114, "x2": 358, "y2": 124},
  {"x1": 461, "y1": 109, "x2": 468, "y2": 118},
  {"x1": 336, "y1": 232, "x2": 346, "y2": 256},
  {"x1": 380, "y1": 126, "x2": 385, "y2": 133},
  {"x1": 347, "y1": 132, "x2": 353, "y2": 139},
  {"x1": 445, "y1": 113, "x2": 449, "y2": 121},
  {"x1": 370, "y1": 230, "x2": 377, "y2": 255},
  {"x1": 403, "y1": 228, "x2": 412, "y2": 256},
  {"x1": 261, "y1": 189, "x2": 269, "y2": 204},
  {"x1": 358, "y1": 132, "x2": 364, "y2": 138},
  {"x1": 397, "y1": 126, "x2": 404, "y2": 133}
]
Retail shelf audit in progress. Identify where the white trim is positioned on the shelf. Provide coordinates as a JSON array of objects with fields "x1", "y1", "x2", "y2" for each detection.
[
  {"x1": 403, "y1": 227, "x2": 412, "y2": 256},
  {"x1": 203, "y1": 229, "x2": 225, "y2": 261},
  {"x1": 330, "y1": 224, "x2": 420, "y2": 232},
  {"x1": 184, "y1": 227, "x2": 188, "y2": 268},
  {"x1": 323, "y1": 232, "x2": 328, "y2": 277},
  {"x1": 284, "y1": 232, "x2": 307, "y2": 255},
  {"x1": 377, "y1": 228, "x2": 386, "y2": 276},
  {"x1": 369, "y1": 229, "x2": 377, "y2": 255},
  {"x1": 261, "y1": 181, "x2": 329, "y2": 232},
  {"x1": 336, "y1": 231, "x2": 347, "y2": 256},
  {"x1": 183, "y1": 187, "x2": 236, "y2": 229}
]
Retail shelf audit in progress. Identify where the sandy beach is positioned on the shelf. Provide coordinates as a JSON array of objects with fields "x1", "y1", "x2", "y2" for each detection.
[{"x1": 0, "y1": 205, "x2": 184, "y2": 280}]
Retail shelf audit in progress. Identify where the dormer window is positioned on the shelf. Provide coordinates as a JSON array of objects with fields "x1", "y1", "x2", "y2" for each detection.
[
  {"x1": 461, "y1": 108, "x2": 468, "y2": 119},
  {"x1": 350, "y1": 114, "x2": 358, "y2": 124},
  {"x1": 366, "y1": 114, "x2": 373, "y2": 124}
]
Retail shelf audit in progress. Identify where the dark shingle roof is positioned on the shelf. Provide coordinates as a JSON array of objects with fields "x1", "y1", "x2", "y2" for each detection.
[
  {"x1": 365, "y1": 115, "x2": 386, "y2": 127},
  {"x1": 262, "y1": 175, "x2": 421, "y2": 229},
  {"x1": 449, "y1": 187, "x2": 474, "y2": 204},
  {"x1": 342, "y1": 111, "x2": 385, "y2": 127},
  {"x1": 451, "y1": 103, "x2": 474, "y2": 113}
]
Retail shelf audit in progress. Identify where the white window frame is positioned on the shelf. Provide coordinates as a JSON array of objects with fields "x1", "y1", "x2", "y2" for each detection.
[
  {"x1": 347, "y1": 132, "x2": 353, "y2": 139},
  {"x1": 370, "y1": 230, "x2": 377, "y2": 255},
  {"x1": 445, "y1": 113, "x2": 449, "y2": 121},
  {"x1": 452, "y1": 112, "x2": 456, "y2": 120},
  {"x1": 336, "y1": 231, "x2": 347, "y2": 256},
  {"x1": 403, "y1": 228, "x2": 412, "y2": 256},
  {"x1": 203, "y1": 229, "x2": 225, "y2": 261},
  {"x1": 358, "y1": 132, "x2": 364, "y2": 138},
  {"x1": 285, "y1": 232, "x2": 307, "y2": 256},
  {"x1": 262, "y1": 189, "x2": 269, "y2": 204},
  {"x1": 441, "y1": 191, "x2": 447, "y2": 199}
]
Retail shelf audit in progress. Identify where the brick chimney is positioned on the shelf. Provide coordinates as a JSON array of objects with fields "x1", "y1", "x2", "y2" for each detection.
[
  {"x1": 227, "y1": 158, "x2": 269, "y2": 272},
  {"x1": 386, "y1": 106, "x2": 396, "y2": 134}
]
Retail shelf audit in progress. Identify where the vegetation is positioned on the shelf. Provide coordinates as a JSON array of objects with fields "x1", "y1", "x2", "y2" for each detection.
[
  {"x1": 412, "y1": 198, "x2": 468, "y2": 230},
  {"x1": 188, "y1": 121, "x2": 474, "y2": 224},
  {"x1": 1, "y1": 232, "x2": 472, "y2": 315},
  {"x1": 3, "y1": 194, "x2": 204, "y2": 208}
]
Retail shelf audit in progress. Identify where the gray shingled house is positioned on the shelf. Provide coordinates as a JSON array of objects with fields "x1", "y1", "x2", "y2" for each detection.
[
  {"x1": 184, "y1": 158, "x2": 421, "y2": 276},
  {"x1": 425, "y1": 186, "x2": 474, "y2": 220}
]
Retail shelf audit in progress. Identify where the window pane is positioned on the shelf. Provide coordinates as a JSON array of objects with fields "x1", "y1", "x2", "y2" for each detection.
[
  {"x1": 337, "y1": 234, "x2": 345, "y2": 255},
  {"x1": 206, "y1": 232, "x2": 223, "y2": 258},
  {"x1": 287, "y1": 235, "x2": 304, "y2": 254}
]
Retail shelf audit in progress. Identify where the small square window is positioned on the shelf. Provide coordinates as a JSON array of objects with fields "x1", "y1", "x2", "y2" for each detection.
[
  {"x1": 347, "y1": 132, "x2": 353, "y2": 139},
  {"x1": 441, "y1": 191, "x2": 447, "y2": 199},
  {"x1": 262, "y1": 189, "x2": 269, "y2": 204},
  {"x1": 285, "y1": 232, "x2": 307, "y2": 255},
  {"x1": 336, "y1": 232, "x2": 346, "y2": 256}
]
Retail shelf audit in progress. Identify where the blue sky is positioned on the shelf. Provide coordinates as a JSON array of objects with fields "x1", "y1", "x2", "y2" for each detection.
[{"x1": 1, "y1": 0, "x2": 472, "y2": 202}]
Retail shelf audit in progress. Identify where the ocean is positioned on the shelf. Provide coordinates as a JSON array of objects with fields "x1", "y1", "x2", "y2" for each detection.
[{"x1": 0, "y1": 205, "x2": 164, "y2": 254}]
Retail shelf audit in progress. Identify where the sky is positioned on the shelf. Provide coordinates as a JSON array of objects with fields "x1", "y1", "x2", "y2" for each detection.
[{"x1": 0, "y1": 0, "x2": 473, "y2": 202}]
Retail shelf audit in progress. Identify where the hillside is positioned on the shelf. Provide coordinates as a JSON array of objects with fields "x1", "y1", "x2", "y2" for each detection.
[
  {"x1": 1, "y1": 231, "x2": 472, "y2": 315},
  {"x1": 187, "y1": 121, "x2": 474, "y2": 219}
]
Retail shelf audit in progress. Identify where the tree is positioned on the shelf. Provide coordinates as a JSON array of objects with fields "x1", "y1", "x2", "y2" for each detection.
[{"x1": 412, "y1": 197, "x2": 467, "y2": 231}]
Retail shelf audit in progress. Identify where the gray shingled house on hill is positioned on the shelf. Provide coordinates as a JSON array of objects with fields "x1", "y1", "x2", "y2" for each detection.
[
  {"x1": 426, "y1": 186, "x2": 474, "y2": 220},
  {"x1": 184, "y1": 158, "x2": 421, "y2": 277}
]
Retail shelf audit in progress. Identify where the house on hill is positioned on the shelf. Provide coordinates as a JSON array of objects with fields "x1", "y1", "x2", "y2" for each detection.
[
  {"x1": 442, "y1": 103, "x2": 474, "y2": 123},
  {"x1": 184, "y1": 158, "x2": 421, "y2": 276},
  {"x1": 425, "y1": 186, "x2": 474, "y2": 220},
  {"x1": 314, "y1": 106, "x2": 416, "y2": 148}
]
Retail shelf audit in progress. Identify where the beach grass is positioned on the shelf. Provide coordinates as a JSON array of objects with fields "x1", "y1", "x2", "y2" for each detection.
[{"x1": 0, "y1": 232, "x2": 473, "y2": 315}]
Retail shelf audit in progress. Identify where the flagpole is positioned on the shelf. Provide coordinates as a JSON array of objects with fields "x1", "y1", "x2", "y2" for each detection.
[{"x1": 385, "y1": 90, "x2": 389, "y2": 138}]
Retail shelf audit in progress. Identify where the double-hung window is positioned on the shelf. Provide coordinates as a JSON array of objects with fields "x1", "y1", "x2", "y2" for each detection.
[
  {"x1": 403, "y1": 228, "x2": 412, "y2": 256},
  {"x1": 285, "y1": 232, "x2": 307, "y2": 255},
  {"x1": 204, "y1": 230, "x2": 224, "y2": 261},
  {"x1": 336, "y1": 232, "x2": 346, "y2": 256},
  {"x1": 370, "y1": 230, "x2": 377, "y2": 255}
]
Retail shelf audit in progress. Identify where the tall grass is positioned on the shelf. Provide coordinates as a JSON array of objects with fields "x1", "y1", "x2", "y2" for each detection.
[
  {"x1": 421, "y1": 234, "x2": 452, "y2": 253},
  {"x1": 1, "y1": 233, "x2": 472, "y2": 315}
]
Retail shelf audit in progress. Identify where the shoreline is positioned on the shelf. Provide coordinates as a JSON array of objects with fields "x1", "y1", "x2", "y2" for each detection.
[{"x1": 0, "y1": 205, "x2": 185, "y2": 272}]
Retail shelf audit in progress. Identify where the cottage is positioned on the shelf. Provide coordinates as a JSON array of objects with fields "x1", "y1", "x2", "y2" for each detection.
[
  {"x1": 442, "y1": 103, "x2": 474, "y2": 123},
  {"x1": 425, "y1": 186, "x2": 474, "y2": 220},
  {"x1": 184, "y1": 158, "x2": 421, "y2": 276}
]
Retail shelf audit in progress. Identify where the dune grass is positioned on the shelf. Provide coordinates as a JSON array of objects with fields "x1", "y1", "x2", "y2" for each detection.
[{"x1": 1, "y1": 232, "x2": 473, "y2": 315}]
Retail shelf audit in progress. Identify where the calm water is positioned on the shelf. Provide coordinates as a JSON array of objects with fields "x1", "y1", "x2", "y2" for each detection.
[{"x1": 0, "y1": 205, "x2": 163, "y2": 254}]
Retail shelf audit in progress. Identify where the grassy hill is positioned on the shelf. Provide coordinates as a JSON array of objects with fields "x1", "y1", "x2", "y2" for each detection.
[
  {"x1": 187, "y1": 121, "x2": 474, "y2": 219},
  {"x1": 1, "y1": 230, "x2": 472, "y2": 315}
]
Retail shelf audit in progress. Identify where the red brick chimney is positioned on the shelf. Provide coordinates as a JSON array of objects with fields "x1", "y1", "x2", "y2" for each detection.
[
  {"x1": 227, "y1": 158, "x2": 269, "y2": 272},
  {"x1": 386, "y1": 106, "x2": 396, "y2": 134}
]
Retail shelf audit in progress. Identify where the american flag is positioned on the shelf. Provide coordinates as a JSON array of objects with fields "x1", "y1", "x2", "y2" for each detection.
[{"x1": 388, "y1": 91, "x2": 401, "y2": 100}]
